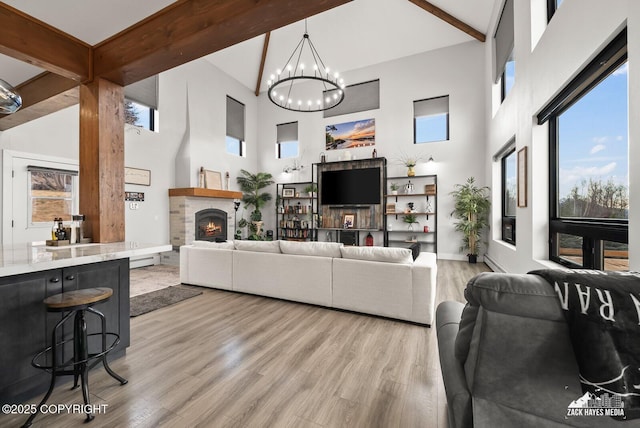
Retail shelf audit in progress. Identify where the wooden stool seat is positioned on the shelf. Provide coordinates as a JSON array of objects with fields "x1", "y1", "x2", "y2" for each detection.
[
  {"x1": 22, "y1": 286, "x2": 126, "y2": 427},
  {"x1": 44, "y1": 287, "x2": 113, "y2": 311}
]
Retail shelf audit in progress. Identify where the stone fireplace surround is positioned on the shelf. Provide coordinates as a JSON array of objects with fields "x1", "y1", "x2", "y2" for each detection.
[{"x1": 169, "y1": 188, "x2": 242, "y2": 248}]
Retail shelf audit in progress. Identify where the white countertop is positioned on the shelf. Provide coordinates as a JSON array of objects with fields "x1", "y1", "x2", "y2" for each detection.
[{"x1": 0, "y1": 242, "x2": 172, "y2": 277}]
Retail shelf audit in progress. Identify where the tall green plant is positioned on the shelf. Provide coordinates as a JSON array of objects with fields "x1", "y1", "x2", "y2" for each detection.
[
  {"x1": 236, "y1": 169, "x2": 274, "y2": 222},
  {"x1": 450, "y1": 177, "x2": 490, "y2": 256}
]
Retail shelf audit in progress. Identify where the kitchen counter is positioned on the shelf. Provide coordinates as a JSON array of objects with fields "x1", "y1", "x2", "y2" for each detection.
[
  {"x1": 0, "y1": 241, "x2": 170, "y2": 404},
  {"x1": 0, "y1": 241, "x2": 172, "y2": 277}
]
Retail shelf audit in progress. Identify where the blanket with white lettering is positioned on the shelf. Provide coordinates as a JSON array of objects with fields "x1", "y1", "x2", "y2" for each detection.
[{"x1": 530, "y1": 269, "x2": 640, "y2": 420}]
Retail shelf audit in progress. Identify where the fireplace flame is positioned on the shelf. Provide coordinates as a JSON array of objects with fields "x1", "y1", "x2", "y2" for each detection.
[{"x1": 203, "y1": 221, "x2": 221, "y2": 236}]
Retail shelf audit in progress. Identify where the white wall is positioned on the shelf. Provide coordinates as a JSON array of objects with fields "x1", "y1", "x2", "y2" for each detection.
[
  {"x1": 484, "y1": 0, "x2": 635, "y2": 272},
  {"x1": 0, "y1": 59, "x2": 258, "y2": 246},
  {"x1": 257, "y1": 41, "x2": 487, "y2": 260}
]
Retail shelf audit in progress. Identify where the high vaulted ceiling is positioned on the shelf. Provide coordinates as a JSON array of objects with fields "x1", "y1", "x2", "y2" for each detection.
[{"x1": 0, "y1": 0, "x2": 496, "y2": 128}]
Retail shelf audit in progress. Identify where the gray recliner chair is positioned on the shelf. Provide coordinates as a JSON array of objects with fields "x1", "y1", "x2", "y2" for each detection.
[{"x1": 436, "y1": 272, "x2": 604, "y2": 428}]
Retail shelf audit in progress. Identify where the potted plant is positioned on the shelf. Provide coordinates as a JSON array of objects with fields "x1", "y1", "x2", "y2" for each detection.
[
  {"x1": 403, "y1": 213, "x2": 418, "y2": 231},
  {"x1": 450, "y1": 177, "x2": 491, "y2": 263},
  {"x1": 303, "y1": 183, "x2": 318, "y2": 197},
  {"x1": 396, "y1": 151, "x2": 426, "y2": 177},
  {"x1": 390, "y1": 182, "x2": 399, "y2": 195},
  {"x1": 236, "y1": 169, "x2": 274, "y2": 239}
]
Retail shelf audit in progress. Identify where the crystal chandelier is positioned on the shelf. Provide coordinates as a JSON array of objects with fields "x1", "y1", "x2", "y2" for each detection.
[{"x1": 267, "y1": 21, "x2": 345, "y2": 113}]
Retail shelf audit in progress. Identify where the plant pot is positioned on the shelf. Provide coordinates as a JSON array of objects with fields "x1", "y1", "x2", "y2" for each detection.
[
  {"x1": 252, "y1": 221, "x2": 264, "y2": 236},
  {"x1": 391, "y1": 190, "x2": 398, "y2": 195},
  {"x1": 468, "y1": 254, "x2": 477, "y2": 264}
]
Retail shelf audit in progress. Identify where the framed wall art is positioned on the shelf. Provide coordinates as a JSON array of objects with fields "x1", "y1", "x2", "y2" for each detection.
[
  {"x1": 124, "y1": 167, "x2": 151, "y2": 186},
  {"x1": 325, "y1": 118, "x2": 375, "y2": 151}
]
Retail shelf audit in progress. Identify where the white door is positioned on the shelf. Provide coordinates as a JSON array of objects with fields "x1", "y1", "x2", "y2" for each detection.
[{"x1": 10, "y1": 155, "x2": 79, "y2": 245}]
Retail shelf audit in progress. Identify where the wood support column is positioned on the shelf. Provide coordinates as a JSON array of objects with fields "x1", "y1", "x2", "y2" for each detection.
[{"x1": 79, "y1": 78, "x2": 125, "y2": 243}]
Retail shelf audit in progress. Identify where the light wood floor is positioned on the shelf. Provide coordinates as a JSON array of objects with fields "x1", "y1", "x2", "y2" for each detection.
[{"x1": 2, "y1": 260, "x2": 489, "y2": 428}]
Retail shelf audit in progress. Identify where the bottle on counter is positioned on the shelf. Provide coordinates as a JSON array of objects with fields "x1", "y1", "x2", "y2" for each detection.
[
  {"x1": 51, "y1": 218, "x2": 59, "y2": 240},
  {"x1": 56, "y1": 218, "x2": 66, "y2": 241}
]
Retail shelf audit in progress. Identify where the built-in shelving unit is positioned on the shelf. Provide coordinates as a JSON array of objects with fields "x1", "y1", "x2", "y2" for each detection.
[
  {"x1": 314, "y1": 158, "x2": 386, "y2": 246},
  {"x1": 276, "y1": 182, "x2": 317, "y2": 241},
  {"x1": 384, "y1": 174, "x2": 437, "y2": 253}
]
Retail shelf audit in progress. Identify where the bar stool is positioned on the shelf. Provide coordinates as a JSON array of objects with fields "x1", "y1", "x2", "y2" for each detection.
[{"x1": 23, "y1": 287, "x2": 128, "y2": 427}]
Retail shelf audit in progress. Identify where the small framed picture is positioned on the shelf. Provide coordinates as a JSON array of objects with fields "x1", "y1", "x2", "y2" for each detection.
[
  {"x1": 342, "y1": 213, "x2": 356, "y2": 229},
  {"x1": 282, "y1": 188, "x2": 295, "y2": 198}
]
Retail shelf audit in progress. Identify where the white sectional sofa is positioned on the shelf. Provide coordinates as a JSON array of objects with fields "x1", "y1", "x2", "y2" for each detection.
[{"x1": 180, "y1": 240, "x2": 437, "y2": 325}]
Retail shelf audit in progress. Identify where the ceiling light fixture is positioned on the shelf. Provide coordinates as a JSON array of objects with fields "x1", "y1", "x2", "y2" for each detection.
[
  {"x1": 0, "y1": 78, "x2": 22, "y2": 114},
  {"x1": 267, "y1": 20, "x2": 345, "y2": 113}
]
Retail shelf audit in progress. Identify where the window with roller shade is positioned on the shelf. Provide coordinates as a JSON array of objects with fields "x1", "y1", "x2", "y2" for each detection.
[
  {"x1": 226, "y1": 96, "x2": 246, "y2": 157},
  {"x1": 323, "y1": 79, "x2": 379, "y2": 118},
  {"x1": 494, "y1": 0, "x2": 515, "y2": 102},
  {"x1": 124, "y1": 76, "x2": 159, "y2": 131},
  {"x1": 414, "y1": 95, "x2": 449, "y2": 144},
  {"x1": 276, "y1": 122, "x2": 299, "y2": 159},
  {"x1": 538, "y1": 29, "x2": 628, "y2": 270}
]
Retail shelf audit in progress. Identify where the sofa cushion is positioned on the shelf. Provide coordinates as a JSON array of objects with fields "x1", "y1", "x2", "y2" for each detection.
[
  {"x1": 340, "y1": 246, "x2": 413, "y2": 264},
  {"x1": 233, "y1": 240, "x2": 281, "y2": 253},
  {"x1": 192, "y1": 240, "x2": 235, "y2": 250},
  {"x1": 279, "y1": 240, "x2": 343, "y2": 258}
]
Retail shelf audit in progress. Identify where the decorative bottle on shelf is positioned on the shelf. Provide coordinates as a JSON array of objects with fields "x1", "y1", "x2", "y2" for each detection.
[
  {"x1": 199, "y1": 167, "x2": 205, "y2": 188},
  {"x1": 404, "y1": 181, "x2": 414, "y2": 194},
  {"x1": 365, "y1": 233, "x2": 374, "y2": 246}
]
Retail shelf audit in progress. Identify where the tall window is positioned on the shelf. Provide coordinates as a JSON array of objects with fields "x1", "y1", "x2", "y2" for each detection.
[
  {"x1": 538, "y1": 29, "x2": 628, "y2": 271},
  {"x1": 125, "y1": 99, "x2": 158, "y2": 131},
  {"x1": 494, "y1": 0, "x2": 515, "y2": 103},
  {"x1": 547, "y1": 0, "x2": 564, "y2": 21},
  {"x1": 124, "y1": 76, "x2": 159, "y2": 131},
  {"x1": 28, "y1": 167, "x2": 77, "y2": 224},
  {"x1": 276, "y1": 122, "x2": 299, "y2": 159},
  {"x1": 226, "y1": 96, "x2": 246, "y2": 157},
  {"x1": 414, "y1": 95, "x2": 449, "y2": 143},
  {"x1": 501, "y1": 55, "x2": 515, "y2": 101},
  {"x1": 501, "y1": 147, "x2": 516, "y2": 244}
]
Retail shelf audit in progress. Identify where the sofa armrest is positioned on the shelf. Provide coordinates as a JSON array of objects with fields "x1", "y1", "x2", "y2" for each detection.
[
  {"x1": 411, "y1": 252, "x2": 437, "y2": 325},
  {"x1": 436, "y1": 301, "x2": 472, "y2": 428}
]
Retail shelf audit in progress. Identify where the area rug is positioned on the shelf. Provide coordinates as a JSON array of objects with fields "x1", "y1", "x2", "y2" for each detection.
[{"x1": 130, "y1": 285, "x2": 202, "y2": 317}]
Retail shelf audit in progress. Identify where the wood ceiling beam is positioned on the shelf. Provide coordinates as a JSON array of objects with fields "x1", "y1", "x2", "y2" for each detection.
[
  {"x1": 0, "y1": 3, "x2": 91, "y2": 82},
  {"x1": 0, "y1": 72, "x2": 79, "y2": 130},
  {"x1": 255, "y1": 32, "x2": 271, "y2": 96},
  {"x1": 92, "y1": 0, "x2": 353, "y2": 86},
  {"x1": 407, "y1": 0, "x2": 485, "y2": 43}
]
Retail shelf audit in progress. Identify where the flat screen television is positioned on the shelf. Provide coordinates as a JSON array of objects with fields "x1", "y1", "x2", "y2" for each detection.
[{"x1": 320, "y1": 167, "x2": 381, "y2": 205}]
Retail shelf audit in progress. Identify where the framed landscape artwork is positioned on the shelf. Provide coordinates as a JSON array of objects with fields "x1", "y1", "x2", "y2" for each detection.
[{"x1": 326, "y1": 119, "x2": 375, "y2": 151}]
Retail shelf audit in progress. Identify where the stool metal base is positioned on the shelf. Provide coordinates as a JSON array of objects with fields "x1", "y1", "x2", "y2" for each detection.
[{"x1": 22, "y1": 306, "x2": 127, "y2": 427}]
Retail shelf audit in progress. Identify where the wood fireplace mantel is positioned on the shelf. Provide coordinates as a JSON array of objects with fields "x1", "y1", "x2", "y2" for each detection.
[{"x1": 168, "y1": 188, "x2": 242, "y2": 199}]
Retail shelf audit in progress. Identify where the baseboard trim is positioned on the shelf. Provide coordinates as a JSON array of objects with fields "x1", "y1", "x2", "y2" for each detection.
[{"x1": 483, "y1": 253, "x2": 505, "y2": 272}]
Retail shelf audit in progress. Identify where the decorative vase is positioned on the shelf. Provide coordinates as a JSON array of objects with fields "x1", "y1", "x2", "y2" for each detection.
[
  {"x1": 252, "y1": 221, "x2": 264, "y2": 236},
  {"x1": 407, "y1": 165, "x2": 415, "y2": 177},
  {"x1": 408, "y1": 223, "x2": 414, "y2": 232}
]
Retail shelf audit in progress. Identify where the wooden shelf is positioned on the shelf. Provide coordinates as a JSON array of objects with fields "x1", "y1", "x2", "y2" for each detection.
[
  {"x1": 388, "y1": 231, "x2": 435, "y2": 234},
  {"x1": 386, "y1": 212, "x2": 435, "y2": 216},
  {"x1": 168, "y1": 188, "x2": 242, "y2": 199},
  {"x1": 385, "y1": 193, "x2": 436, "y2": 197}
]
